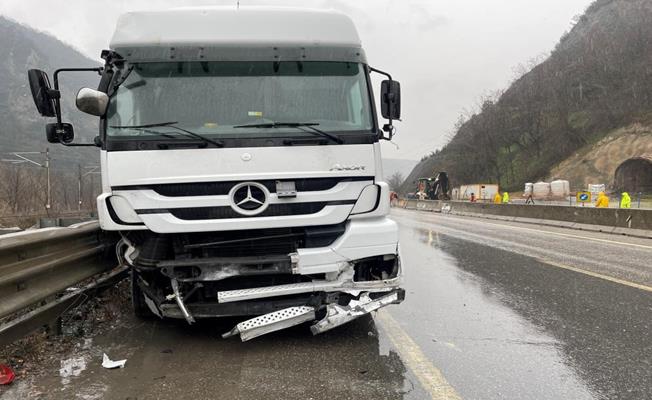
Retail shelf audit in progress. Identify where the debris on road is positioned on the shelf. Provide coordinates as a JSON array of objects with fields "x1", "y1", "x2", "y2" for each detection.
[
  {"x1": 0, "y1": 280, "x2": 130, "y2": 383},
  {"x1": 0, "y1": 364, "x2": 15, "y2": 385},
  {"x1": 59, "y1": 357, "x2": 86, "y2": 385},
  {"x1": 101, "y1": 353, "x2": 126, "y2": 369}
]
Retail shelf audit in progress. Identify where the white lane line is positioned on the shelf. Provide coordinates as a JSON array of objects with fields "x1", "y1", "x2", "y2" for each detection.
[
  {"x1": 474, "y1": 219, "x2": 652, "y2": 250},
  {"x1": 534, "y1": 257, "x2": 652, "y2": 293},
  {"x1": 376, "y1": 310, "x2": 463, "y2": 400},
  {"x1": 394, "y1": 212, "x2": 652, "y2": 293},
  {"x1": 399, "y1": 211, "x2": 652, "y2": 250}
]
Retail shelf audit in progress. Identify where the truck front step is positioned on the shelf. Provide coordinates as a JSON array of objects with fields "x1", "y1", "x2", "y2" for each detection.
[{"x1": 222, "y1": 306, "x2": 316, "y2": 342}]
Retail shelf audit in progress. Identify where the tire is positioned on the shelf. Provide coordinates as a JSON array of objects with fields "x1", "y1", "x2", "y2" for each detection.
[{"x1": 131, "y1": 270, "x2": 153, "y2": 319}]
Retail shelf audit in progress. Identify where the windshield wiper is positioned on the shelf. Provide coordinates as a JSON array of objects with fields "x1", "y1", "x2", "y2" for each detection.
[
  {"x1": 110, "y1": 121, "x2": 224, "y2": 147},
  {"x1": 233, "y1": 122, "x2": 344, "y2": 144}
]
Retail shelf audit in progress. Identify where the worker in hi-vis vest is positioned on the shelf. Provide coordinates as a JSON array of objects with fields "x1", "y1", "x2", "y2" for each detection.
[
  {"x1": 502, "y1": 192, "x2": 510, "y2": 204},
  {"x1": 595, "y1": 192, "x2": 609, "y2": 208},
  {"x1": 494, "y1": 192, "x2": 502, "y2": 204},
  {"x1": 620, "y1": 192, "x2": 631, "y2": 209}
]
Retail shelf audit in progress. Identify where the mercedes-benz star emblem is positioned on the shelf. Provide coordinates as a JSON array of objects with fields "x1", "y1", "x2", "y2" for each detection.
[{"x1": 229, "y1": 182, "x2": 270, "y2": 216}]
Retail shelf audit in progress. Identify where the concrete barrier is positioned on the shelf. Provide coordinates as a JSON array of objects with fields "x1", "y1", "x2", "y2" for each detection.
[
  {"x1": 399, "y1": 200, "x2": 652, "y2": 231},
  {"x1": 403, "y1": 199, "x2": 418, "y2": 209}
]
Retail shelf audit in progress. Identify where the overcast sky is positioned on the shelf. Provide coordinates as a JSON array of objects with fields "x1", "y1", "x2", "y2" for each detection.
[{"x1": 1, "y1": 0, "x2": 594, "y2": 160}]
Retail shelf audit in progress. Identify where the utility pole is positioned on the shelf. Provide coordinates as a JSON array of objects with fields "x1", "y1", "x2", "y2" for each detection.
[
  {"x1": 79, "y1": 165, "x2": 100, "y2": 211},
  {"x1": 78, "y1": 164, "x2": 82, "y2": 211},
  {"x1": 45, "y1": 148, "x2": 51, "y2": 209}
]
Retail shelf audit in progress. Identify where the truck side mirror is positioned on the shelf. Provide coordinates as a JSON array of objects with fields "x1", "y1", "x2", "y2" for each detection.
[
  {"x1": 28, "y1": 69, "x2": 57, "y2": 117},
  {"x1": 46, "y1": 123, "x2": 74, "y2": 144},
  {"x1": 380, "y1": 80, "x2": 401, "y2": 120},
  {"x1": 76, "y1": 87, "x2": 109, "y2": 116}
]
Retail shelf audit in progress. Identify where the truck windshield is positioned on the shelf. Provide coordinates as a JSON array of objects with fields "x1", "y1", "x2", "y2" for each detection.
[{"x1": 106, "y1": 61, "x2": 374, "y2": 140}]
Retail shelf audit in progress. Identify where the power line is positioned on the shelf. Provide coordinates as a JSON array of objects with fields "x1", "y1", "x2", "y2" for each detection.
[{"x1": 1, "y1": 149, "x2": 51, "y2": 209}]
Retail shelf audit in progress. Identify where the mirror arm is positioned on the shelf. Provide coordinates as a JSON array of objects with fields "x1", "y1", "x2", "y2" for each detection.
[
  {"x1": 368, "y1": 66, "x2": 395, "y2": 140},
  {"x1": 48, "y1": 67, "x2": 103, "y2": 146},
  {"x1": 52, "y1": 67, "x2": 103, "y2": 125},
  {"x1": 368, "y1": 66, "x2": 393, "y2": 81}
]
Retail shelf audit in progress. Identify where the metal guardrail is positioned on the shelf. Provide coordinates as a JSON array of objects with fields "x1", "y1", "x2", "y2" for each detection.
[{"x1": 0, "y1": 221, "x2": 120, "y2": 345}]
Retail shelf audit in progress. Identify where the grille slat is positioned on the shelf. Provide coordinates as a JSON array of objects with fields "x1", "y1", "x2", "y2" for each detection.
[
  {"x1": 113, "y1": 176, "x2": 372, "y2": 197},
  {"x1": 166, "y1": 201, "x2": 353, "y2": 220}
]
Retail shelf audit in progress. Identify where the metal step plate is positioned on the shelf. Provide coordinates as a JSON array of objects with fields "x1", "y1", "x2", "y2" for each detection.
[
  {"x1": 222, "y1": 306, "x2": 316, "y2": 341},
  {"x1": 217, "y1": 281, "x2": 337, "y2": 303}
]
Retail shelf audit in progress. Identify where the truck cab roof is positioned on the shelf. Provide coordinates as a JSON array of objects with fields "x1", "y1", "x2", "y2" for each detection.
[{"x1": 109, "y1": 6, "x2": 366, "y2": 63}]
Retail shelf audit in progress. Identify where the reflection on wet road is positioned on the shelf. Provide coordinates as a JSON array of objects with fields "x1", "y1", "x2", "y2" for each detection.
[
  {"x1": 5, "y1": 315, "x2": 423, "y2": 399},
  {"x1": 3, "y1": 209, "x2": 650, "y2": 399},
  {"x1": 390, "y1": 209, "x2": 651, "y2": 400}
]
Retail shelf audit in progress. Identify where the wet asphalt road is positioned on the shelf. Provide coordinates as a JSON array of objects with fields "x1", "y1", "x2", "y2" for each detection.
[{"x1": 3, "y1": 209, "x2": 651, "y2": 400}]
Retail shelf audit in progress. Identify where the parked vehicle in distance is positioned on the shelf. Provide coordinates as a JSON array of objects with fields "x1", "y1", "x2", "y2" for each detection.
[{"x1": 414, "y1": 172, "x2": 450, "y2": 200}]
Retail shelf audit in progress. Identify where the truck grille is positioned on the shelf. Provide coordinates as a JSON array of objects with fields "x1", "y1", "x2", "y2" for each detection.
[
  {"x1": 133, "y1": 223, "x2": 347, "y2": 260},
  {"x1": 113, "y1": 176, "x2": 373, "y2": 197},
  {"x1": 158, "y1": 201, "x2": 354, "y2": 220}
]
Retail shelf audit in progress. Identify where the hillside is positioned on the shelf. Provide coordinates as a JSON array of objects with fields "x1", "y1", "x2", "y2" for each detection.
[
  {"x1": 403, "y1": 0, "x2": 652, "y2": 193},
  {"x1": 0, "y1": 16, "x2": 101, "y2": 167},
  {"x1": 548, "y1": 124, "x2": 652, "y2": 188}
]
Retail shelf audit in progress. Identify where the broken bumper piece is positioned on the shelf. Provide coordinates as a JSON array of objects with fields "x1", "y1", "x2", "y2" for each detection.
[
  {"x1": 222, "y1": 289, "x2": 404, "y2": 341},
  {"x1": 222, "y1": 306, "x2": 316, "y2": 342},
  {"x1": 310, "y1": 291, "x2": 402, "y2": 335}
]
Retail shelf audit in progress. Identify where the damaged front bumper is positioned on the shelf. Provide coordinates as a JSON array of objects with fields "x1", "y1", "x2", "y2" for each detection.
[
  {"x1": 222, "y1": 290, "x2": 404, "y2": 341},
  {"x1": 134, "y1": 256, "x2": 404, "y2": 340},
  {"x1": 310, "y1": 291, "x2": 403, "y2": 335},
  {"x1": 143, "y1": 262, "x2": 404, "y2": 340},
  {"x1": 122, "y1": 217, "x2": 405, "y2": 340}
]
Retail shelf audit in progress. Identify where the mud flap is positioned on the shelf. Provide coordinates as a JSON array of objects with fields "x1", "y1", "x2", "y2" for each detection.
[
  {"x1": 310, "y1": 291, "x2": 400, "y2": 335},
  {"x1": 222, "y1": 306, "x2": 316, "y2": 342}
]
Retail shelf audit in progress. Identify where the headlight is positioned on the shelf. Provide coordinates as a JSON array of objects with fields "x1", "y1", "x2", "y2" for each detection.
[
  {"x1": 351, "y1": 185, "x2": 380, "y2": 214},
  {"x1": 108, "y1": 196, "x2": 142, "y2": 223}
]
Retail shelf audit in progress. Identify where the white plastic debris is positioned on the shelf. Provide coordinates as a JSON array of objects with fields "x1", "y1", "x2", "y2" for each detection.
[{"x1": 102, "y1": 353, "x2": 127, "y2": 369}]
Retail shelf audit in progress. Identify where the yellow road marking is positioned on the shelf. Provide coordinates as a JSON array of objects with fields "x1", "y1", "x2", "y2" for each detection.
[
  {"x1": 376, "y1": 310, "x2": 462, "y2": 400},
  {"x1": 536, "y1": 257, "x2": 652, "y2": 293}
]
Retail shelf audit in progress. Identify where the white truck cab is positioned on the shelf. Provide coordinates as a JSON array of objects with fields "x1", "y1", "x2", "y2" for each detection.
[{"x1": 28, "y1": 7, "x2": 404, "y2": 341}]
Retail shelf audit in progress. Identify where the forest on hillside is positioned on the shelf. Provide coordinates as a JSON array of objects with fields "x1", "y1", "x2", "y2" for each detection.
[
  {"x1": 402, "y1": 0, "x2": 652, "y2": 192},
  {"x1": 0, "y1": 16, "x2": 100, "y2": 164},
  {"x1": 0, "y1": 17, "x2": 103, "y2": 220}
]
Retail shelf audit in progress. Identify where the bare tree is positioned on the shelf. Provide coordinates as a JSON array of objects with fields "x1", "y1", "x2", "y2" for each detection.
[{"x1": 387, "y1": 172, "x2": 405, "y2": 192}]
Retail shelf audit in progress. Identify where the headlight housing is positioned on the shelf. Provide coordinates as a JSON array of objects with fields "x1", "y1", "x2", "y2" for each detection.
[
  {"x1": 108, "y1": 195, "x2": 141, "y2": 223},
  {"x1": 351, "y1": 184, "x2": 380, "y2": 215}
]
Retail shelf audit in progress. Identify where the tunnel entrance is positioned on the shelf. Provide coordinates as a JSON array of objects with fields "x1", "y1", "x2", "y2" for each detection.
[{"x1": 614, "y1": 157, "x2": 652, "y2": 193}]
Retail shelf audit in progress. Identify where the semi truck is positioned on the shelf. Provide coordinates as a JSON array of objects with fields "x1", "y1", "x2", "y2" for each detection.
[{"x1": 27, "y1": 7, "x2": 404, "y2": 341}]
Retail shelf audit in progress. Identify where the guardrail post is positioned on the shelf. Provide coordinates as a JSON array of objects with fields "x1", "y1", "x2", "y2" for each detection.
[{"x1": 45, "y1": 315, "x2": 62, "y2": 337}]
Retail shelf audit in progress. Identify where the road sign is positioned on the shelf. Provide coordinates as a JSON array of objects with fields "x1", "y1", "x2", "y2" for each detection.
[{"x1": 576, "y1": 191, "x2": 591, "y2": 203}]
